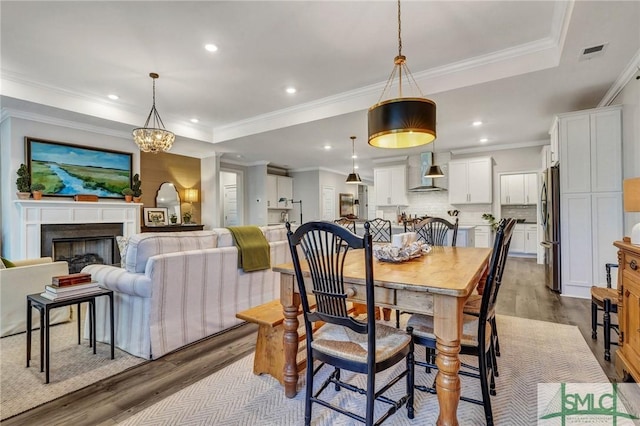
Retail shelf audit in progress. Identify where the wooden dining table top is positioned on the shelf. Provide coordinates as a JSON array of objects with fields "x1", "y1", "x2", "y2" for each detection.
[{"x1": 273, "y1": 245, "x2": 492, "y2": 298}]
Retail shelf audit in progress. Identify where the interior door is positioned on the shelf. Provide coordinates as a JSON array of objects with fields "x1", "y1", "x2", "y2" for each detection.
[{"x1": 223, "y1": 184, "x2": 238, "y2": 226}]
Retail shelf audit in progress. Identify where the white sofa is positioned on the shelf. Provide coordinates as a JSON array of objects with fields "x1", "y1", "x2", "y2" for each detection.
[
  {"x1": 82, "y1": 225, "x2": 291, "y2": 360},
  {"x1": 1, "y1": 257, "x2": 71, "y2": 337}
]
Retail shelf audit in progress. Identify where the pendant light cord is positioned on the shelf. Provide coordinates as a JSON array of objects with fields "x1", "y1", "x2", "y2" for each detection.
[
  {"x1": 397, "y1": 0, "x2": 402, "y2": 58},
  {"x1": 351, "y1": 136, "x2": 357, "y2": 173}
]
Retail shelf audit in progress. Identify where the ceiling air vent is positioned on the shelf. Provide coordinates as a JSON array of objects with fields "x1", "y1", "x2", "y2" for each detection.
[{"x1": 579, "y1": 43, "x2": 608, "y2": 61}]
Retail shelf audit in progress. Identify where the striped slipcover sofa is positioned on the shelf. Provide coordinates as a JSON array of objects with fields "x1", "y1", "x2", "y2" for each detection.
[{"x1": 82, "y1": 225, "x2": 290, "y2": 360}]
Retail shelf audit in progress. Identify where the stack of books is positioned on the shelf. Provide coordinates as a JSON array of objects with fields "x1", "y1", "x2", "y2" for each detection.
[{"x1": 40, "y1": 273, "x2": 100, "y2": 300}]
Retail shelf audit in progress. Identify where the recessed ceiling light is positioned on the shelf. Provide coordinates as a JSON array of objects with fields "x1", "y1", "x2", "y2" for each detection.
[
  {"x1": 286, "y1": 87, "x2": 297, "y2": 94},
  {"x1": 190, "y1": 118, "x2": 199, "y2": 123},
  {"x1": 351, "y1": 154, "x2": 358, "y2": 159},
  {"x1": 324, "y1": 144, "x2": 332, "y2": 150},
  {"x1": 107, "y1": 94, "x2": 119, "y2": 100},
  {"x1": 479, "y1": 138, "x2": 488, "y2": 143},
  {"x1": 354, "y1": 165, "x2": 359, "y2": 170},
  {"x1": 204, "y1": 44, "x2": 218, "y2": 52},
  {"x1": 472, "y1": 120, "x2": 482, "y2": 126}
]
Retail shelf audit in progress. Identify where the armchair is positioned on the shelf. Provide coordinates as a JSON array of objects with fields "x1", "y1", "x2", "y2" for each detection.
[{"x1": 1, "y1": 257, "x2": 71, "y2": 337}]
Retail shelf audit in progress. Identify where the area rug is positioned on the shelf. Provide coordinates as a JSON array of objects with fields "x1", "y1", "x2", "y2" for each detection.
[
  {"x1": 0, "y1": 320, "x2": 146, "y2": 420},
  {"x1": 117, "y1": 316, "x2": 614, "y2": 425}
]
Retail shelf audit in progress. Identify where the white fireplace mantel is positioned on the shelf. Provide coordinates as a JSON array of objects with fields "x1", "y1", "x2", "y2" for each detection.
[{"x1": 13, "y1": 200, "x2": 141, "y2": 259}]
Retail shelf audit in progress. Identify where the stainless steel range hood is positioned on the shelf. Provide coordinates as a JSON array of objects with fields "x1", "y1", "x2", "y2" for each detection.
[{"x1": 408, "y1": 152, "x2": 447, "y2": 192}]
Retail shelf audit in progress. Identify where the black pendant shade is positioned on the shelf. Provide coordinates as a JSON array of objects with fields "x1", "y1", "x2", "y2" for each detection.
[
  {"x1": 368, "y1": 98, "x2": 436, "y2": 149},
  {"x1": 425, "y1": 164, "x2": 444, "y2": 178}
]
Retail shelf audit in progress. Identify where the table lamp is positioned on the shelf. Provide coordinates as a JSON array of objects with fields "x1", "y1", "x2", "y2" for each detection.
[
  {"x1": 623, "y1": 177, "x2": 640, "y2": 245},
  {"x1": 184, "y1": 188, "x2": 199, "y2": 222}
]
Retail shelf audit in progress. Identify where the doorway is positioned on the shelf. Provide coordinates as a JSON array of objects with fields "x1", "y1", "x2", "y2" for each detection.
[{"x1": 220, "y1": 170, "x2": 244, "y2": 227}]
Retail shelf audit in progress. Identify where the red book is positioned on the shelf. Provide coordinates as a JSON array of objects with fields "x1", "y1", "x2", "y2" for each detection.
[{"x1": 52, "y1": 273, "x2": 92, "y2": 287}]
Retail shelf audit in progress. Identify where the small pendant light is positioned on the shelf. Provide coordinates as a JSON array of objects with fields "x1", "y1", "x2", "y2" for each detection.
[
  {"x1": 425, "y1": 138, "x2": 444, "y2": 178},
  {"x1": 346, "y1": 136, "x2": 362, "y2": 184}
]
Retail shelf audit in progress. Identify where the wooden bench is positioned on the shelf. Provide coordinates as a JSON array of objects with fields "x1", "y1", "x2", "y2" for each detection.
[{"x1": 236, "y1": 299, "x2": 313, "y2": 385}]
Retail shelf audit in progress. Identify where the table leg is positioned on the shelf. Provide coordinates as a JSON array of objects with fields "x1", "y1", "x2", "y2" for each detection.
[
  {"x1": 45, "y1": 307, "x2": 50, "y2": 384},
  {"x1": 77, "y1": 302, "x2": 82, "y2": 345},
  {"x1": 40, "y1": 307, "x2": 45, "y2": 373},
  {"x1": 109, "y1": 293, "x2": 115, "y2": 359},
  {"x1": 280, "y1": 273, "x2": 300, "y2": 398},
  {"x1": 26, "y1": 299, "x2": 32, "y2": 367},
  {"x1": 433, "y1": 294, "x2": 464, "y2": 426},
  {"x1": 90, "y1": 300, "x2": 96, "y2": 355}
]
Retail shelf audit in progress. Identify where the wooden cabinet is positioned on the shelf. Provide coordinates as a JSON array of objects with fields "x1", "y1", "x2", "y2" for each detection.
[
  {"x1": 374, "y1": 165, "x2": 408, "y2": 206},
  {"x1": 559, "y1": 106, "x2": 623, "y2": 298},
  {"x1": 266, "y1": 175, "x2": 293, "y2": 209},
  {"x1": 500, "y1": 173, "x2": 537, "y2": 205},
  {"x1": 448, "y1": 157, "x2": 492, "y2": 204},
  {"x1": 613, "y1": 239, "x2": 640, "y2": 383}
]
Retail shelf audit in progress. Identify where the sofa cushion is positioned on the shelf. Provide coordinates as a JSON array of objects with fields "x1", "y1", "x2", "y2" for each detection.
[
  {"x1": 124, "y1": 231, "x2": 219, "y2": 273},
  {"x1": 216, "y1": 228, "x2": 235, "y2": 248},
  {"x1": 260, "y1": 225, "x2": 288, "y2": 243}
]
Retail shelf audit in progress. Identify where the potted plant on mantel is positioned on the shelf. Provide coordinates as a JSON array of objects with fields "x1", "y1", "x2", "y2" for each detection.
[
  {"x1": 132, "y1": 173, "x2": 142, "y2": 203},
  {"x1": 122, "y1": 188, "x2": 134, "y2": 203},
  {"x1": 31, "y1": 183, "x2": 45, "y2": 200},
  {"x1": 16, "y1": 163, "x2": 31, "y2": 200}
]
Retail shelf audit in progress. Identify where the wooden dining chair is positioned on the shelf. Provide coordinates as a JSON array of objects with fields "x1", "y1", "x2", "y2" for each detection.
[
  {"x1": 463, "y1": 218, "x2": 517, "y2": 374},
  {"x1": 413, "y1": 217, "x2": 459, "y2": 246},
  {"x1": 367, "y1": 218, "x2": 392, "y2": 243},
  {"x1": 333, "y1": 217, "x2": 356, "y2": 233},
  {"x1": 407, "y1": 218, "x2": 515, "y2": 426},
  {"x1": 285, "y1": 221, "x2": 415, "y2": 426},
  {"x1": 590, "y1": 263, "x2": 620, "y2": 361}
]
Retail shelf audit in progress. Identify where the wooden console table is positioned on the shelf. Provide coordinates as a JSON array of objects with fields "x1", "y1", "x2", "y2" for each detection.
[
  {"x1": 140, "y1": 224, "x2": 204, "y2": 233},
  {"x1": 614, "y1": 238, "x2": 640, "y2": 382}
]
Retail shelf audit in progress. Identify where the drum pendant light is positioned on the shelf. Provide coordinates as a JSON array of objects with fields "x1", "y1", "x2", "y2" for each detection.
[
  {"x1": 346, "y1": 136, "x2": 362, "y2": 184},
  {"x1": 368, "y1": 0, "x2": 436, "y2": 149}
]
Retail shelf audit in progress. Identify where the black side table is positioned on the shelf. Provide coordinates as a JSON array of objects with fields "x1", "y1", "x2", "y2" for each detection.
[{"x1": 26, "y1": 288, "x2": 114, "y2": 384}]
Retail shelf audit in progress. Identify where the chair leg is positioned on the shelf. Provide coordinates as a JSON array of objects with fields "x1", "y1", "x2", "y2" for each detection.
[
  {"x1": 492, "y1": 317, "x2": 500, "y2": 357},
  {"x1": 479, "y1": 349, "x2": 494, "y2": 426},
  {"x1": 304, "y1": 355, "x2": 314, "y2": 426},
  {"x1": 407, "y1": 339, "x2": 415, "y2": 419},
  {"x1": 604, "y1": 299, "x2": 612, "y2": 362},
  {"x1": 591, "y1": 301, "x2": 598, "y2": 339},
  {"x1": 334, "y1": 368, "x2": 341, "y2": 391},
  {"x1": 396, "y1": 310, "x2": 401, "y2": 329}
]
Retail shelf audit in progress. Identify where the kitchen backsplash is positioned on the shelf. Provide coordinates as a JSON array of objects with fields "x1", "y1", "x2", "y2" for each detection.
[
  {"x1": 374, "y1": 190, "x2": 495, "y2": 226},
  {"x1": 500, "y1": 205, "x2": 537, "y2": 223}
]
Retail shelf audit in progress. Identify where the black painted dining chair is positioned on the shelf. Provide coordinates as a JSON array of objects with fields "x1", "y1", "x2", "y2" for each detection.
[
  {"x1": 590, "y1": 263, "x2": 620, "y2": 361},
  {"x1": 334, "y1": 217, "x2": 356, "y2": 234},
  {"x1": 407, "y1": 218, "x2": 515, "y2": 426},
  {"x1": 286, "y1": 221, "x2": 415, "y2": 426},
  {"x1": 413, "y1": 217, "x2": 459, "y2": 246},
  {"x1": 367, "y1": 218, "x2": 393, "y2": 243}
]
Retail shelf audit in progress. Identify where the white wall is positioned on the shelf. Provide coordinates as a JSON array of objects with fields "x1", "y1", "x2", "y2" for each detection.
[
  {"x1": 246, "y1": 163, "x2": 268, "y2": 225},
  {"x1": 290, "y1": 169, "x2": 319, "y2": 223},
  {"x1": 613, "y1": 71, "x2": 640, "y2": 235},
  {"x1": 0, "y1": 116, "x2": 140, "y2": 259}
]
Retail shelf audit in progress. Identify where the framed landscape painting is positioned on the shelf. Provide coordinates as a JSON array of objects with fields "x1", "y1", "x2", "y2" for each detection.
[{"x1": 26, "y1": 137, "x2": 132, "y2": 199}]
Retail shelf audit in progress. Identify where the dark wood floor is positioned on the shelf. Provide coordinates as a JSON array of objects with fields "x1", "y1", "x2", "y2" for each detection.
[{"x1": 3, "y1": 257, "x2": 620, "y2": 425}]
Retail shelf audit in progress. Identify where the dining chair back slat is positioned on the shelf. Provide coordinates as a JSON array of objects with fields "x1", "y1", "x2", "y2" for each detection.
[{"x1": 413, "y1": 217, "x2": 459, "y2": 247}]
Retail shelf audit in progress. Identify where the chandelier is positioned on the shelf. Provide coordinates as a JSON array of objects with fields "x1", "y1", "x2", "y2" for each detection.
[
  {"x1": 368, "y1": 0, "x2": 436, "y2": 149},
  {"x1": 346, "y1": 136, "x2": 362, "y2": 184},
  {"x1": 132, "y1": 73, "x2": 175, "y2": 153}
]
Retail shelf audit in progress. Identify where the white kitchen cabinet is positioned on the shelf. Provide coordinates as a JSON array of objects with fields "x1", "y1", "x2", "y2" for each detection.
[
  {"x1": 456, "y1": 226, "x2": 475, "y2": 248},
  {"x1": 374, "y1": 165, "x2": 408, "y2": 206},
  {"x1": 500, "y1": 173, "x2": 537, "y2": 205},
  {"x1": 525, "y1": 173, "x2": 538, "y2": 205},
  {"x1": 548, "y1": 118, "x2": 560, "y2": 166},
  {"x1": 474, "y1": 225, "x2": 493, "y2": 248},
  {"x1": 277, "y1": 176, "x2": 293, "y2": 208},
  {"x1": 525, "y1": 224, "x2": 538, "y2": 254},
  {"x1": 266, "y1": 174, "x2": 294, "y2": 209},
  {"x1": 448, "y1": 157, "x2": 492, "y2": 204},
  {"x1": 509, "y1": 224, "x2": 525, "y2": 253},
  {"x1": 266, "y1": 174, "x2": 278, "y2": 208},
  {"x1": 557, "y1": 105, "x2": 623, "y2": 298},
  {"x1": 500, "y1": 174, "x2": 525, "y2": 205}
]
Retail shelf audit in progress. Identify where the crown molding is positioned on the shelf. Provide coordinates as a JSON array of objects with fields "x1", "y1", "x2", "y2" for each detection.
[
  {"x1": 598, "y1": 48, "x2": 640, "y2": 107},
  {"x1": 1, "y1": 107, "x2": 133, "y2": 139},
  {"x1": 450, "y1": 140, "x2": 548, "y2": 155}
]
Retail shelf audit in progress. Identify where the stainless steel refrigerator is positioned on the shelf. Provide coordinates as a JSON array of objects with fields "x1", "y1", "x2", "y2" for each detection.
[{"x1": 540, "y1": 165, "x2": 561, "y2": 292}]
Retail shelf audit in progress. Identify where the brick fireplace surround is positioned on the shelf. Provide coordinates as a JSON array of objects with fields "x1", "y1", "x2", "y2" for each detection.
[{"x1": 11, "y1": 200, "x2": 141, "y2": 260}]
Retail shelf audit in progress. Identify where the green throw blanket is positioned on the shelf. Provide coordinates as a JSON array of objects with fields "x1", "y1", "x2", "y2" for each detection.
[{"x1": 226, "y1": 226, "x2": 271, "y2": 272}]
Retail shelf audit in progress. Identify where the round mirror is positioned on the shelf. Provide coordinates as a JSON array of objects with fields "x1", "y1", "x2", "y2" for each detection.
[{"x1": 156, "y1": 182, "x2": 181, "y2": 224}]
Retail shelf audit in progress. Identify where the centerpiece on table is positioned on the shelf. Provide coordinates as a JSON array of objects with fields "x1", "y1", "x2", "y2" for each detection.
[{"x1": 373, "y1": 232, "x2": 431, "y2": 262}]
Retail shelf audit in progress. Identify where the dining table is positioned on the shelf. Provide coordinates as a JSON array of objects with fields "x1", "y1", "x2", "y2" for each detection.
[{"x1": 274, "y1": 245, "x2": 492, "y2": 426}]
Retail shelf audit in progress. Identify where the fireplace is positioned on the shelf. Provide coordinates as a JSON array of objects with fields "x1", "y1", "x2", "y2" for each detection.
[{"x1": 41, "y1": 223, "x2": 123, "y2": 273}]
